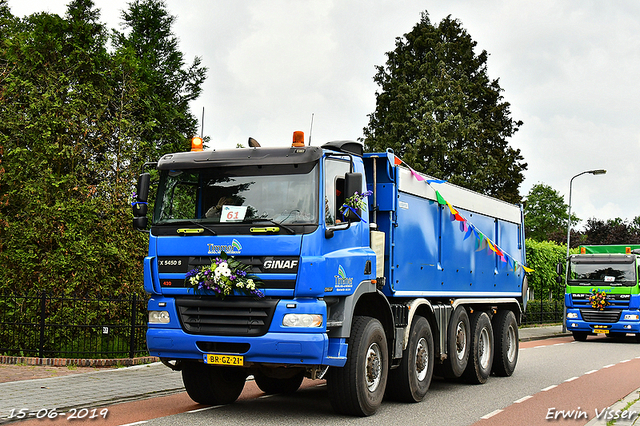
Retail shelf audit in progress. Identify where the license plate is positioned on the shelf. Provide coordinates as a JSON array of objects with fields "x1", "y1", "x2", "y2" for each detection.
[
  {"x1": 593, "y1": 329, "x2": 609, "y2": 334},
  {"x1": 204, "y1": 354, "x2": 244, "y2": 366}
]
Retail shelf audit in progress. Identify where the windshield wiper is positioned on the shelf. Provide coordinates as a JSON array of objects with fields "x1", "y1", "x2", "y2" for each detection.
[
  {"x1": 247, "y1": 217, "x2": 295, "y2": 234},
  {"x1": 167, "y1": 220, "x2": 217, "y2": 235}
]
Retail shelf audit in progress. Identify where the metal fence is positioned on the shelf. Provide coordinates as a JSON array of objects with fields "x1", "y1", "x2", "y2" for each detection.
[
  {"x1": 0, "y1": 292, "x2": 148, "y2": 359},
  {"x1": 522, "y1": 299, "x2": 564, "y2": 325}
]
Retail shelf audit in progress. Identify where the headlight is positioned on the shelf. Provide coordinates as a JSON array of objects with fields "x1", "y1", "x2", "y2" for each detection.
[
  {"x1": 282, "y1": 314, "x2": 323, "y2": 328},
  {"x1": 624, "y1": 314, "x2": 640, "y2": 321},
  {"x1": 567, "y1": 312, "x2": 579, "y2": 319},
  {"x1": 149, "y1": 310, "x2": 170, "y2": 324}
]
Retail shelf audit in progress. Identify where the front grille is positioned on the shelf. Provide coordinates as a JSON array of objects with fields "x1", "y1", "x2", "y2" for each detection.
[
  {"x1": 580, "y1": 309, "x2": 622, "y2": 323},
  {"x1": 176, "y1": 297, "x2": 279, "y2": 336}
]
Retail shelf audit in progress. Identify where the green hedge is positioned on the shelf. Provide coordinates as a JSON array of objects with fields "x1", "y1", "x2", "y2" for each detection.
[{"x1": 525, "y1": 239, "x2": 571, "y2": 301}]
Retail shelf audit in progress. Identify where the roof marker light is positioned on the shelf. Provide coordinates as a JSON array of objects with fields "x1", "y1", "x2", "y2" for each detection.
[
  {"x1": 191, "y1": 136, "x2": 204, "y2": 152},
  {"x1": 292, "y1": 131, "x2": 304, "y2": 147}
]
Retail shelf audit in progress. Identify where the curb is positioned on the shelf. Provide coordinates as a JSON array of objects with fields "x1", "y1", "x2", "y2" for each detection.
[
  {"x1": 519, "y1": 332, "x2": 571, "y2": 342},
  {"x1": 0, "y1": 355, "x2": 159, "y2": 368}
]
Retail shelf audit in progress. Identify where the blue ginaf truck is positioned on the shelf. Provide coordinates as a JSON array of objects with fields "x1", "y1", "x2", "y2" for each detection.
[{"x1": 132, "y1": 134, "x2": 528, "y2": 416}]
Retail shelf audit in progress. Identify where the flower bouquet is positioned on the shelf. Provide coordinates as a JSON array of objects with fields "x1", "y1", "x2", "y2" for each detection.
[
  {"x1": 185, "y1": 252, "x2": 264, "y2": 298},
  {"x1": 339, "y1": 190, "x2": 372, "y2": 222},
  {"x1": 589, "y1": 289, "x2": 608, "y2": 310}
]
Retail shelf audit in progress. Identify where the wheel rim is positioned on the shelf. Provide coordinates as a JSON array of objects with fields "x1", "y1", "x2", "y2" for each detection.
[
  {"x1": 478, "y1": 327, "x2": 491, "y2": 369},
  {"x1": 415, "y1": 337, "x2": 429, "y2": 381},
  {"x1": 455, "y1": 321, "x2": 467, "y2": 360},
  {"x1": 506, "y1": 324, "x2": 517, "y2": 362},
  {"x1": 365, "y1": 342, "x2": 382, "y2": 392}
]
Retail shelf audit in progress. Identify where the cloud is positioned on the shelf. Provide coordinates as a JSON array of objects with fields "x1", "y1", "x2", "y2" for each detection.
[{"x1": 9, "y1": 0, "x2": 640, "y2": 222}]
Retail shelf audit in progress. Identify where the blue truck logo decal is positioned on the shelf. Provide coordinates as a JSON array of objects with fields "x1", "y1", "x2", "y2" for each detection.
[
  {"x1": 207, "y1": 239, "x2": 242, "y2": 255},
  {"x1": 334, "y1": 265, "x2": 354, "y2": 292}
]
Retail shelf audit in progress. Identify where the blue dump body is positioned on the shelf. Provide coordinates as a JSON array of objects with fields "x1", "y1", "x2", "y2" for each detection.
[
  {"x1": 136, "y1": 141, "x2": 528, "y2": 415},
  {"x1": 364, "y1": 153, "x2": 526, "y2": 300}
]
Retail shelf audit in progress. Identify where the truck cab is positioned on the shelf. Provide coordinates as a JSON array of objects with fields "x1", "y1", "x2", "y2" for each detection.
[{"x1": 562, "y1": 245, "x2": 640, "y2": 342}]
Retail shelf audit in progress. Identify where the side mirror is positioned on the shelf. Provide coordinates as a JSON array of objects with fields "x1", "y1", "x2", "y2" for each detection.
[
  {"x1": 556, "y1": 262, "x2": 564, "y2": 276},
  {"x1": 137, "y1": 173, "x2": 151, "y2": 203},
  {"x1": 342, "y1": 172, "x2": 363, "y2": 222},
  {"x1": 133, "y1": 216, "x2": 148, "y2": 229},
  {"x1": 132, "y1": 173, "x2": 151, "y2": 230}
]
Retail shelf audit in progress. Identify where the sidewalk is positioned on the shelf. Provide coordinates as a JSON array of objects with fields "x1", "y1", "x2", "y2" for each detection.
[
  {"x1": 0, "y1": 362, "x2": 184, "y2": 423},
  {"x1": 518, "y1": 324, "x2": 569, "y2": 341},
  {"x1": 1, "y1": 325, "x2": 639, "y2": 424}
]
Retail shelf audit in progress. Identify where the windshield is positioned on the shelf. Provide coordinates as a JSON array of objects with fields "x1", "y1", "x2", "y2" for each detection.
[
  {"x1": 154, "y1": 163, "x2": 318, "y2": 225},
  {"x1": 569, "y1": 261, "x2": 637, "y2": 286}
]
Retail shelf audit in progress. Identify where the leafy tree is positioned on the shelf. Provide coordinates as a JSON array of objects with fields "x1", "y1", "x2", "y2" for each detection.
[
  {"x1": 524, "y1": 183, "x2": 578, "y2": 242},
  {"x1": 582, "y1": 217, "x2": 640, "y2": 245},
  {"x1": 114, "y1": 0, "x2": 207, "y2": 158},
  {"x1": 363, "y1": 12, "x2": 526, "y2": 203},
  {"x1": 0, "y1": 0, "x2": 207, "y2": 296}
]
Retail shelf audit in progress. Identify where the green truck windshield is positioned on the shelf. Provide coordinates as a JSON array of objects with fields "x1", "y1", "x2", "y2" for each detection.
[
  {"x1": 153, "y1": 163, "x2": 319, "y2": 225},
  {"x1": 569, "y1": 260, "x2": 636, "y2": 286}
]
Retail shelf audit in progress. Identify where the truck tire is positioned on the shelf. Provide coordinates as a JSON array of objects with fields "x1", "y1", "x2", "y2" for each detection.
[
  {"x1": 254, "y1": 371, "x2": 304, "y2": 395},
  {"x1": 491, "y1": 310, "x2": 518, "y2": 377},
  {"x1": 572, "y1": 331, "x2": 588, "y2": 342},
  {"x1": 462, "y1": 311, "x2": 494, "y2": 384},
  {"x1": 437, "y1": 306, "x2": 470, "y2": 378},
  {"x1": 386, "y1": 315, "x2": 434, "y2": 402},
  {"x1": 182, "y1": 362, "x2": 247, "y2": 405},
  {"x1": 327, "y1": 316, "x2": 389, "y2": 416}
]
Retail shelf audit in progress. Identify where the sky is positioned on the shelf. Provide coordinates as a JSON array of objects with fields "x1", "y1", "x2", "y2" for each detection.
[{"x1": 8, "y1": 0, "x2": 640, "y2": 229}]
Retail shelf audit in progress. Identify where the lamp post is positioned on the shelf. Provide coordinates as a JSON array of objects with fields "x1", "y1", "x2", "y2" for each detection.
[{"x1": 563, "y1": 169, "x2": 606, "y2": 332}]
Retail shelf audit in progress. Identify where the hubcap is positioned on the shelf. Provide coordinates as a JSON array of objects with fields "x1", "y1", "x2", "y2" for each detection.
[
  {"x1": 455, "y1": 321, "x2": 467, "y2": 360},
  {"x1": 415, "y1": 337, "x2": 429, "y2": 381},
  {"x1": 365, "y1": 342, "x2": 382, "y2": 392},
  {"x1": 506, "y1": 324, "x2": 517, "y2": 362},
  {"x1": 478, "y1": 327, "x2": 491, "y2": 369}
]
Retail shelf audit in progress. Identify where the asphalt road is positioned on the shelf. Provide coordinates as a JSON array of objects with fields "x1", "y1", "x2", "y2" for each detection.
[{"x1": 13, "y1": 333, "x2": 640, "y2": 426}]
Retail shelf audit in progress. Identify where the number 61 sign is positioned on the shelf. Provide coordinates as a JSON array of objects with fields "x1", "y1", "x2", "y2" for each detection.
[{"x1": 221, "y1": 205, "x2": 248, "y2": 222}]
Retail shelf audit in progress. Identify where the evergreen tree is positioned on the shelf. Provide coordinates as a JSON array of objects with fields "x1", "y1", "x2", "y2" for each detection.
[
  {"x1": 0, "y1": 0, "x2": 207, "y2": 295},
  {"x1": 114, "y1": 0, "x2": 207, "y2": 158},
  {"x1": 363, "y1": 12, "x2": 526, "y2": 203}
]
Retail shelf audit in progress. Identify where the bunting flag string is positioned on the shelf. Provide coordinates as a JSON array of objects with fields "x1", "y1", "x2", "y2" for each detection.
[{"x1": 392, "y1": 154, "x2": 534, "y2": 273}]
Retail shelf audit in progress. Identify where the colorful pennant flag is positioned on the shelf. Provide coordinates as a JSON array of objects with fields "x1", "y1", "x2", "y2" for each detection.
[{"x1": 392, "y1": 153, "x2": 534, "y2": 273}]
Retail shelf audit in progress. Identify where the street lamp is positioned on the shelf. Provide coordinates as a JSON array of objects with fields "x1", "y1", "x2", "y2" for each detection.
[{"x1": 563, "y1": 169, "x2": 606, "y2": 332}]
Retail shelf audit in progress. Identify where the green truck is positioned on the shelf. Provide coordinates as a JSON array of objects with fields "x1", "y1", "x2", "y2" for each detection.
[{"x1": 561, "y1": 245, "x2": 640, "y2": 342}]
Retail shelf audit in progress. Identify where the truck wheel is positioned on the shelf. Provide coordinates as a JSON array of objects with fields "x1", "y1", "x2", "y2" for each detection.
[
  {"x1": 462, "y1": 311, "x2": 494, "y2": 384},
  {"x1": 254, "y1": 371, "x2": 304, "y2": 395},
  {"x1": 327, "y1": 316, "x2": 388, "y2": 416},
  {"x1": 182, "y1": 362, "x2": 247, "y2": 405},
  {"x1": 491, "y1": 310, "x2": 518, "y2": 377},
  {"x1": 386, "y1": 315, "x2": 434, "y2": 402},
  {"x1": 572, "y1": 331, "x2": 588, "y2": 342},
  {"x1": 438, "y1": 306, "x2": 470, "y2": 378}
]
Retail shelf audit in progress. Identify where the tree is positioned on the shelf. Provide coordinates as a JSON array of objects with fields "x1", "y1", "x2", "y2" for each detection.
[
  {"x1": 363, "y1": 12, "x2": 526, "y2": 203},
  {"x1": 0, "y1": 0, "x2": 207, "y2": 296},
  {"x1": 524, "y1": 183, "x2": 578, "y2": 242},
  {"x1": 582, "y1": 217, "x2": 640, "y2": 245},
  {"x1": 114, "y1": 0, "x2": 207, "y2": 158}
]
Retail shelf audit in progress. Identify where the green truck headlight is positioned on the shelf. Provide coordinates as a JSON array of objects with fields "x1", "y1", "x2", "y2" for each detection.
[
  {"x1": 282, "y1": 314, "x2": 323, "y2": 328},
  {"x1": 149, "y1": 310, "x2": 170, "y2": 324}
]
